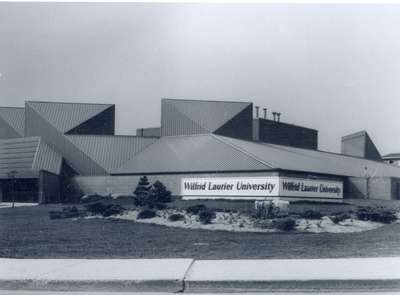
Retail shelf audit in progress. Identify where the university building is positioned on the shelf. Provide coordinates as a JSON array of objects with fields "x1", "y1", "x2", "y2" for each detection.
[{"x1": 0, "y1": 98, "x2": 400, "y2": 203}]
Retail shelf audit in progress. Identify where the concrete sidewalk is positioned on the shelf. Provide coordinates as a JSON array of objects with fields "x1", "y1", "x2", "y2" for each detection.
[{"x1": 1, "y1": 257, "x2": 400, "y2": 292}]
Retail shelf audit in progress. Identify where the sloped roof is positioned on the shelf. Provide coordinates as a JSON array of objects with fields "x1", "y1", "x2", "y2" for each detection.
[
  {"x1": 26, "y1": 101, "x2": 113, "y2": 133},
  {"x1": 220, "y1": 135, "x2": 400, "y2": 178},
  {"x1": 112, "y1": 134, "x2": 270, "y2": 175},
  {"x1": 112, "y1": 134, "x2": 400, "y2": 178},
  {"x1": 0, "y1": 137, "x2": 62, "y2": 178},
  {"x1": 0, "y1": 107, "x2": 25, "y2": 136},
  {"x1": 161, "y1": 99, "x2": 252, "y2": 136},
  {"x1": 383, "y1": 153, "x2": 400, "y2": 160},
  {"x1": 67, "y1": 135, "x2": 158, "y2": 173}
]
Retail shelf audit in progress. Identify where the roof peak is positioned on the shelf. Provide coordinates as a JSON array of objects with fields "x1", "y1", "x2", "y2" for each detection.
[
  {"x1": 162, "y1": 98, "x2": 252, "y2": 105},
  {"x1": 27, "y1": 100, "x2": 114, "y2": 106}
]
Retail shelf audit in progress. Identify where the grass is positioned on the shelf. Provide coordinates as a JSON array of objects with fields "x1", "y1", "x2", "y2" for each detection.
[{"x1": 1, "y1": 203, "x2": 400, "y2": 259}]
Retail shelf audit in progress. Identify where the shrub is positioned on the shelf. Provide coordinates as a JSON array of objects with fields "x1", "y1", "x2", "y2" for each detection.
[
  {"x1": 272, "y1": 218, "x2": 296, "y2": 231},
  {"x1": 85, "y1": 202, "x2": 126, "y2": 217},
  {"x1": 137, "y1": 209, "x2": 156, "y2": 219},
  {"x1": 85, "y1": 202, "x2": 108, "y2": 215},
  {"x1": 331, "y1": 212, "x2": 351, "y2": 224},
  {"x1": 133, "y1": 176, "x2": 152, "y2": 207},
  {"x1": 186, "y1": 204, "x2": 207, "y2": 215},
  {"x1": 150, "y1": 181, "x2": 172, "y2": 203},
  {"x1": 356, "y1": 207, "x2": 397, "y2": 224},
  {"x1": 301, "y1": 210, "x2": 322, "y2": 220},
  {"x1": 198, "y1": 209, "x2": 216, "y2": 224},
  {"x1": 168, "y1": 213, "x2": 185, "y2": 222},
  {"x1": 102, "y1": 204, "x2": 125, "y2": 217}
]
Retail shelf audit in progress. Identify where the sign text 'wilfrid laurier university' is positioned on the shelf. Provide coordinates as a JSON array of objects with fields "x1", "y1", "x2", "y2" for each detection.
[{"x1": 181, "y1": 176, "x2": 343, "y2": 199}]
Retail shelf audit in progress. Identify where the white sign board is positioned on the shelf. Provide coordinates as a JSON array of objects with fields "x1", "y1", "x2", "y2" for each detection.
[
  {"x1": 181, "y1": 176, "x2": 280, "y2": 197},
  {"x1": 279, "y1": 177, "x2": 343, "y2": 199},
  {"x1": 181, "y1": 176, "x2": 343, "y2": 199}
]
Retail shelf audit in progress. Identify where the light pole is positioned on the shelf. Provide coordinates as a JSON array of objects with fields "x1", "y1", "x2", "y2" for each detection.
[{"x1": 7, "y1": 170, "x2": 18, "y2": 208}]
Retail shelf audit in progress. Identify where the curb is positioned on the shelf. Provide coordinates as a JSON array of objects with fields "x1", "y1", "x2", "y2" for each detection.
[{"x1": 1, "y1": 257, "x2": 400, "y2": 292}]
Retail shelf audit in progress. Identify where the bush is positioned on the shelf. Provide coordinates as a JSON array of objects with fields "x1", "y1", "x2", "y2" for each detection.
[
  {"x1": 133, "y1": 176, "x2": 152, "y2": 207},
  {"x1": 85, "y1": 202, "x2": 126, "y2": 217},
  {"x1": 168, "y1": 213, "x2": 185, "y2": 222},
  {"x1": 198, "y1": 209, "x2": 216, "y2": 224},
  {"x1": 272, "y1": 218, "x2": 296, "y2": 231},
  {"x1": 150, "y1": 180, "x2": 172, "y2": 203},
  {"x1": 49, "y1": 206, "x2": 80, "y2": 219},
  {"x1": 331, "y1": 212, "x2": 351, "y2": 224},
  {"x1": 102, "y1": 204, "x2": 125, "y2": 217},
  {"x1": 85, "y1": 202, "x2": 108, "y2": 215},
  {"x1": 356, "y1": 207, "x2": 397, "y2": 224},
  {"x1": 301, "y1": 210, "x2": 322, "y2": 220},
  {"x1": 137, "y1": 209, "x2": 156, "y2": 219},
  {"x1": 186, "y1": 204, "x2": 207, "y2": 215}
]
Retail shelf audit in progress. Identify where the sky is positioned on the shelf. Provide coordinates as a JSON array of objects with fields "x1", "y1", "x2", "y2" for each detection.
[{"x1": 0, "y1": 3, "x2": 399, "y2": 154}]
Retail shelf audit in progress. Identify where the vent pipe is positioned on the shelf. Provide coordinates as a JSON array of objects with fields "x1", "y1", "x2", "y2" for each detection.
[
  {"x1": 255, "y1": 106, "x2": 259, "y2": 118},
  {"x1": 277, "y1": 112, "x2": 281, "y2": 122},
  {"x1": 272, "y1": 112, "x2": 277, "y2": 121},
  {"x1": 263, "y1": 108, "x2": 267, "y2": 119}
]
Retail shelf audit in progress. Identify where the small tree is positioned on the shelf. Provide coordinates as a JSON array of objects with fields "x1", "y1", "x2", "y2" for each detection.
[
  {"x1": 150, "y1": 180, "x2": 172, "y2": 203},
  {"x1": 133, "y1": 176, "x2": 152, "y2": 206}
]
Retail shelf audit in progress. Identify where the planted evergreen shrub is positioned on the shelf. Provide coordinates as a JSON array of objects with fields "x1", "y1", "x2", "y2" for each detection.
[
  {"x1": 150, "y1": 180, "x2": 172, "y2": 203},
  {"x1": 168, "y1": 213, "x2": 185, "y2": 222},
  {"x1": 272, "y1": 218, "x2": 296, "y2": 231},
  {"x1": 331, "y1": 212, "x2": 351, "y2": 224},
  {"x1": 301, "y1": 210, "x2": 322, "y2": 220},
  {"x1": 137, "y1": 209, "x2": 156, "y2": 219},
  {"x1": 198, "y1": 209, "x2": 216, "y2": 224},
  {"x1": 356, "y1": 207, "x2": 397, "y2": 224},
  {"x1": 133, "y1": 176, "x2": 152, "y2": 207}
]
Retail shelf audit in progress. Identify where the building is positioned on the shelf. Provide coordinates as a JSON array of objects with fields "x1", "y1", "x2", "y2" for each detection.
[
  {"x1": 383, "y1": 153, "x2": 400, "y2": 166},
  {"x1": 1, "y1": 98, "x2": 400, "y2": 202}
]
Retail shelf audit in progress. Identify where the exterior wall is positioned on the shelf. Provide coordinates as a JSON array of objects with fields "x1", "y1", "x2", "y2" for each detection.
[
  {"x1": 0, "y1": 116, "x2": 21, "y2": 139},
  {"x1": 73, "y1": 170, "x2": 343, "y2": 198},
  {"x1": 369, "y1": 177, "x2": 392, "y2": 200},
  {"x1": 73, "y1": 171, "x2": 280, "y2": 196},
  {"x1": 391, "y1": 177, "x2": 400, "y2": 200},
  {"x1": 66, "y1": 106, "x2": 115, "y2": 135},
  {"x1": 39, "y1": 171, "x2": 60, "y2": 203},
  {"x1": 346, "y1": 177, "x2": 368, "y2": 199},
  {"x1": 25, "y1": 104, "x2": 107, "y2": 175},
  {"x1": 341, "y1": 131, "x2": 381, "y2": 161},
  {"x1": 136, "y1": 127, "x2": 161, "y2": 137},
  {"x1": 253, "y1": 119, "x2": 318, "y2": 150},
  {"x1": 213, "y1": 105, "x2": 253, "y2": 140},
  {"x1": 347, "y1": 176, "x2": 398, "y2": 200}
]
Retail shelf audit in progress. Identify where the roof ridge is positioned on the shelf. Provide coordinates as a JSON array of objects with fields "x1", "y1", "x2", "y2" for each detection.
[
  {"x1": 162, "y1": 98, "x2": 252, "y2": 105},
  {"x1": 27, "y1": 100, "x2": 114, "y2": 106},
  {"x1": 0, "y1": 106, "x2": 24, "y2": 110},
  {"x1": 211, "y1": 134, "x2": 275, "y2": 169}
]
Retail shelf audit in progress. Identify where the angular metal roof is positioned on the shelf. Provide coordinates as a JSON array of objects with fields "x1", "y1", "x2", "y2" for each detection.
[
  {"x1": 0, "y1": 137, "x2": 62, "y2": 179},
  {"x1": 161, "y1": 99, "x2": 252, "y2": 136},
  {"x1": 0, "y1": 107, "x2": 25, "y2": 136},
  {"x1": 220, "y1": 135, "x2": 400, "y2": 178},
  {"x1": 26, "y1": 101, "x2": 113, "y2": 133},
  {"x1": 112, "y1": 133, "x2": 400, "y2": 178},
  {"x1": 67, "y1": 135, "x2": 158, "y2": 173},
  {"x1": 112, "y1": 134, "x2": 271, "y2": 175}
]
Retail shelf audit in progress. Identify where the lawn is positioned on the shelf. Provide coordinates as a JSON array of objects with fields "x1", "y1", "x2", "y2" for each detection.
[{"x1": 1, "y1": 202, "x2": 400, "y2": 259}]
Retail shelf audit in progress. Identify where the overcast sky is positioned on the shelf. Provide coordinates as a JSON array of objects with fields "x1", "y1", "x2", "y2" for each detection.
[{"x1": 0, "y1": 3, "x2": 399, "y2": 154}]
